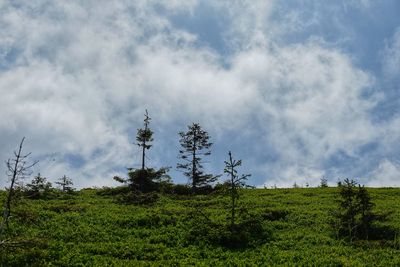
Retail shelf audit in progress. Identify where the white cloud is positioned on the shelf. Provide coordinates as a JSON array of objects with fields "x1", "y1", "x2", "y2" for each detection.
[
  {"x1": 0, "y1": 0, "x2": 396, "y2": 188},
  {"x1": 368, "y1": 159, "x2": 400, "y2": 187},
  {"x1": 382, "y1": 27, "x2": 400, "y2": 79}
]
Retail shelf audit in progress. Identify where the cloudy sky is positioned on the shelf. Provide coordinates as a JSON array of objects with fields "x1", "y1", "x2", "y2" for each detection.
[{"x1": 1, "y1": 0, "x2": 399, "y2": 188}]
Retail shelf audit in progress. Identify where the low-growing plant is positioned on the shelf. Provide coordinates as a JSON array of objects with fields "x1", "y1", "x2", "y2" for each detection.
[
  {"x1": 186, "y1": 208, "x2": 270, "y2": 249},
  {"x1": 115, "y1": 167, "x2": 172, "y2": 193},
  {"x1": 118, "y1": 191, "x2": 159, "y2": 205},
  {"x1": 170, "y1": 184, "x2": 192, "y2": 195}
]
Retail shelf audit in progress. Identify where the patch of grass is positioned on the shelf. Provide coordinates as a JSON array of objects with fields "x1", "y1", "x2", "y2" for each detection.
[{"x1": 0, "y1": 187, "x2": 399, "y2": 265}]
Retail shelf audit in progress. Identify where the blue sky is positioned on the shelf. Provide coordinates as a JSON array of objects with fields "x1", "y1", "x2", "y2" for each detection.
[{"x1": 0, "y1": 0, "x2": 399, "y2": 188}]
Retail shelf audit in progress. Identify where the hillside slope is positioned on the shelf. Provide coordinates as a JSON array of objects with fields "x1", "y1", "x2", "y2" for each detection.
[{"x1": 1, "y1": 187, "x2": 400, "y2": 266}]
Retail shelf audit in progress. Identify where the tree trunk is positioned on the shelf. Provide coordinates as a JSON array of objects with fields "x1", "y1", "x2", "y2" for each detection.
[
  {"x1": 2, "y1": 138, "x2": 23, "y2": 232},
  {"x1": 192, "y1": 131, "x2": 196, "y2": 192}
]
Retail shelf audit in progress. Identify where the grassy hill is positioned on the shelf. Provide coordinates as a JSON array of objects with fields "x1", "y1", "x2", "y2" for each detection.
[{"x1": 1, "y1": 187, "x2": 400, "y2": 266}]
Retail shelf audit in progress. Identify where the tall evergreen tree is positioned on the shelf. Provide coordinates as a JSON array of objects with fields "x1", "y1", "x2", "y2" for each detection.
[
  {"x1": 136, "y1": 109, "x2": 153, "y2": 171},
  {"x1": 177, "y1": 123, "x2": 216, "y2": 191},
  {"x1": 117, "y1": 110, "x2": 170, "y2": 193},
  {"x1": 133, "y1": 110, "x2": 154, "y2": 191}
]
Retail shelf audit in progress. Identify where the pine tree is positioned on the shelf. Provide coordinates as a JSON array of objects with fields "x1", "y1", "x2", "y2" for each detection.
[
  {"x1": 136, "y1": 110, "x2": 153, "y2": 171},
  {"x1": 55, "y1": 175, "x2": 74, "y2": 193},
  {"x1": 118, "y1": 110, "x2": 170, "y2": 193},
  {"x1": 134, "y1": 110, "x2": 154, "y2": 191},
  {"x1": 356, "y1": 185, "x2": 374, "y2": 239},
  {"x1": 224, "y1": 151, "x2": 251, "y2": 230},
  {"x1": 320, "y1": 176, "x2": 328, "y2": 187},
  {"x1": 25, "y1": 173, "x2": 52, "y2": 199},
  {"x1": 177, "y1": 123, "x2": 216, "y2": 192},
  {"x1": 334, "y1": 179, "x2": 376, "y2": 241}
]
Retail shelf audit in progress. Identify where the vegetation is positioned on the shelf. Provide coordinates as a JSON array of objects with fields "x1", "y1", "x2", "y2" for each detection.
[
  {"x1": 332, "y1": 179, "x2": 388, "y2": 241},
  {"x1": 320, "y1": 177, "x2": 329, "y2": 188},
  {"x1": 177, "y1": 123, "x2": 217, "y2": 192},
  {"x1": 1, "y1": 112, "x2": 400, "y2": 266},
  {"x1": 55, "y1": 175, "x2": 74, "y2": 193},
  {"x1": 135, "y1": 110, "x2": 154, "y2": 191},
  {"x1": 223, "y1": 151, "x2": 251, "y2": 230},
  {"x1": 1, "y1": 137, "x2": 37, "y2": 234},
  {"x1": 25, "y1": 173, "x2": 53, "y2": 199},
  {"x1": 1, "y1": 187, "x2": 399, "y2": 266}
]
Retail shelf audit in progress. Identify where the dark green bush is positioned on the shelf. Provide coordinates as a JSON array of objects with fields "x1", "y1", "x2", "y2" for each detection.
[
  {"x1": 262, "y1": 208, "x2": 290, "y2": 221},
  {"x1": 332, "y1": 179, "x2": 389, "y2": 241},
  {"x1": 24, "y1": 174, "x2": 55, "y2": 200},
  {"x1": 96, "y1": 186, "x2": 131, "y2": 196},
  {"x1": 118, "y1": 191, "x2": 159, "y2": 205},
  {"x1": 185, "y1": 210, "x2": 271, "y2": 249},
  {"x1": 171, "y1": 184, "x2": 192, "y2": 195}
]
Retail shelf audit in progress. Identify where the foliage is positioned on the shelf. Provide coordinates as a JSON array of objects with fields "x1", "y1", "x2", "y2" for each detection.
[
  {"x1": 111, "y1": 168, "x2": 171, "y2": 206},
  {"x1": 114, "y1": 168, "x2": 171, "y2": 194},
  {"x1": 1, "y1": 187, "x2": 400, "y2": 266},
  {"x1": 332, "y1": 179, "x2": 382, "y2": 241},
  {"x1": 177, "y1": 123, "x2": 217, "y2": 192},
  {"x1": 1, "y1": 137, "x2": 38, "y2": 234},
  {"x1": 170, "y1": 184, "x2": 192, "y2": 195},
  {"x1": 186, "y1": 208, "x2": 270, "y2": 249},
  {"x1": 127, "y1": 168, "x2": 172, "y2": 193},
  {"x1": 96, "y1": 186, "x2": 131, "y2": 196},
  {"x1": 320, "y1": 177, "x2": 329, "y2": 188},
  {"x1": 55, "y1": 175, "x2": 74, "y2": 193},
  {"x1": 223, "y1": 151, "x2": 251, "y2": 229},
  {"x1": 25, "y1": 173, "x2": 54, "y2": 200},
  {"x1": 135, "y1": 110, "x2": 154, "y2": 190},
  {"x1": 118, "y1": 191, "x2": 159, "y2": 205},
  {"x1": 185, "y1": 153, "x2": 268, "y2": 249}
]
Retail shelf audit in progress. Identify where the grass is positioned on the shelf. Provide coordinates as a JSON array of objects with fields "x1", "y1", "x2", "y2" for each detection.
[{"x1": 1, "y1": 187, "x2": 400, "y2": 266}]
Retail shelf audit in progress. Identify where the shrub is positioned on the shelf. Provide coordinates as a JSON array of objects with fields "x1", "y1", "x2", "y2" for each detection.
[
  {"x1": 115, "y1": 168, "x2": 172, "y2": 194},
  {"x1": 171, "y1": 184, "x2": 192, "y2": 195},
  {"x1": 118, "y1": 191, "x2": 159, "y2": 205},
  {"x1": 96, "y1": 186, "x2": 131, "y2": 196},
  {"x1": 332, "y1": 179, "x2": 381, "y2": 241},
  {"x1": 25, "y1": 173, "x2": 54, "y2": 199},
  {"x1": 185, "y1": 209, "x2": 271, "y2": 249}
]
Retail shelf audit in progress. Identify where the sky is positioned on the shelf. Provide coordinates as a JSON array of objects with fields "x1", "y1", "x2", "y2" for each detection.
[{"x1": 0, "y1": 0, "x2": 400, "y2": 188}]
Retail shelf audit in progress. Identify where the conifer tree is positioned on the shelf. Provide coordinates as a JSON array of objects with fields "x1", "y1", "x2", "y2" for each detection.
[
  {"x1": 134, "y1": 110, "x2": 154, "y2": 191},
  {"x1": 320, "y1": 176, "x2": 328, "y2": 188},
  {"x1": 25, "y1": 173, "x2": 52, "y2": 199},
  {"x1": 119, "y1": 110, "x2": 170, "y2": 193},
  {"x1": 55, "y1": 175, "x2": 74, "y2": 193},
  {"x1": 177, "y1": 123, "x2": 216, "y2": 192},
  {"x1": 136, "y1": 110, "x2": 153, "y2": 171},
  {"x1": 224, "y1": 151, "x2": 251, "y2": 229},
  {"x1": 334, "y1": 179, "x2": 376, "y2": 241}
]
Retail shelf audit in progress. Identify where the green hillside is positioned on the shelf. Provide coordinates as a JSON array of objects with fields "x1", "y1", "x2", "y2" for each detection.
[{"x1": 1, "y1": 187, "x2": 400, "y2": 266}]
